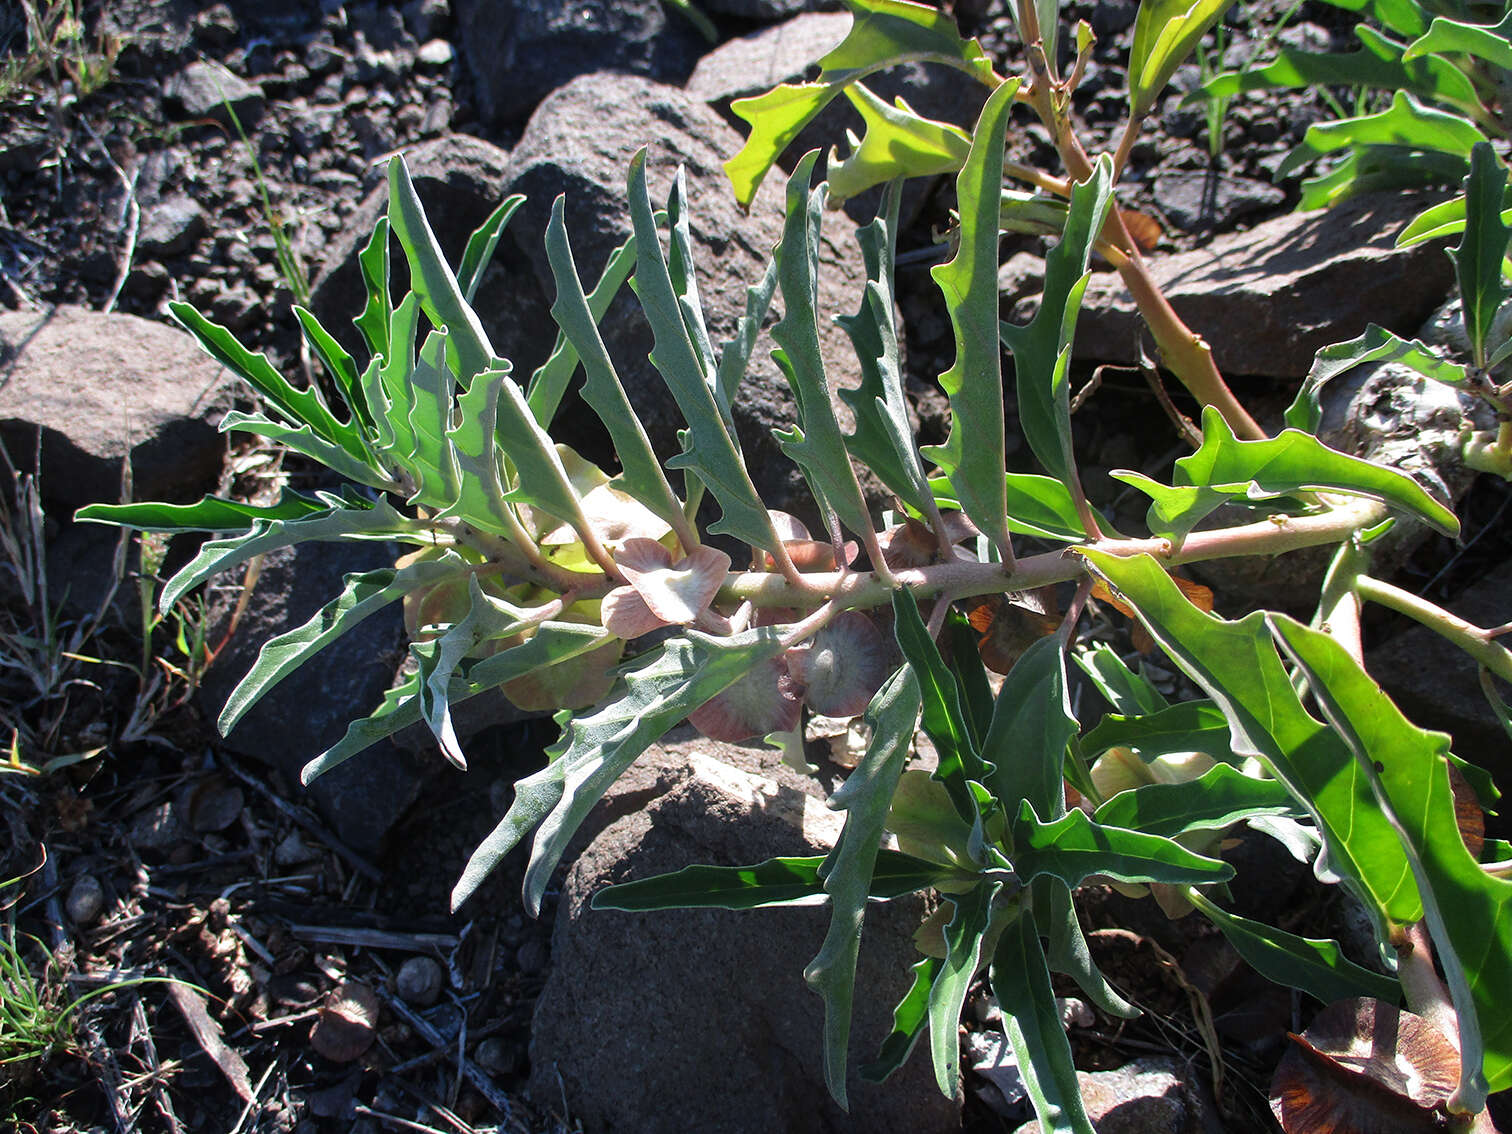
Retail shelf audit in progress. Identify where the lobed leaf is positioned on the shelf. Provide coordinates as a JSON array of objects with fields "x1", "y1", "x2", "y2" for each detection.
[
  {"x1": 1080, "y1": 699, "x2": 1230, "y2": 761},
  {"x1": 713, "y1": 258, "x2": 780, "y2": 426},
  {"x1": 386, "y1": 156, "x2": 495, "y2": 383},
  {"x1": 1313, "y1": 0, "x2": 1428, "y2": 39},
  {"x1": 1075, "y1": 641, "x2": 1169, "y2": 715},
  {"x1": 921, "y1": 77, "x2": 1021, "y2": 556},
  {"x1": 1272, "y1": 615, "x2": 1512, "y2": 1104},
  {"x1": 990, "y1": 909, "x2": 1095, "y2": 1134},
  {"x1": 1091, "y1": 762, "x2": 1300, "y2": 839},
  {"x1": 1286, "y1": 325, "x2": 1466, "y2": 433},
  {"x1": 1403, "y1": 11, "x2": 1512, "y2": 72},
  {"x1": 456, "y1": 195, "x2": 524, "y2": 304},
  {"x1": 1186, "y1": 890, "x2": 1400, "y2": 1005},
  {"x1": 76, "y1": 490, "x2": 329, "y2": 533},
  {"x1": 440, "y1": 368, "x2": 520, "y2": 536},
  {"x1": 724, "y1": 0, "x2": 998, "y2": 207},
  {"x1": 221, "y1": 553, "x2": 471, "y2": 735},
  {"x1": 1041, "y1": 878, "x2": 1139, "y2": 1019},
  {"x1": 1276, "y1": 90, "x2": 1485, "y2": 181},
  {"x1": 1010, "y1": 801, "x2": 1233, "y2": 887},
  {"x1": 1295, "y1": 144, "x2": 1469, "y2": 211},
  {"x1": 827, "y1": 85, "x2": 972, "y2": 204},
  {"x1": 770, "y1": 151, "x2": 877, "y2": 544},
  {"x1": 1129, "y1": 0, "x2": 1239, "y2": 118},
  {"x1": 1114, "y1": 406, "x2": 1460, "y2": 544},
  {"x1": 805, "y1": 666, "x2": 923, "y2": 1107},
  {"x1": 403, "y1": 329, "x2": 463, "y2": 508},
  {"x1": 982, "y1": 634, "x2": 1078, "y2": 824},
  {"x1": 454, "y1": 629, "x2": 788, "y2": 914},
  {"x1": 860, "y1": 955, "x2": 940, "y2": 1082},
  {"x1": 354, "y1": 216, "x2": 392, "y2": 359},
  {"x1": 219, "y1": 410, "x2": 388, "y2": 491},
  {"x1": 293, "y1": 305, "x2": 372, "y2": 434},
  {"x1": 1077, "y1": 550, "x2": 1421, "y2": 927},
  {"x1": 1452, "y1": 142, "x2": 1511, "y2": 369},
  {"x1": 926, "y1": 882, "x2": 1000, "y2": 1095},
  {"x1": 929, "y1": 472, "x2": 1093, "y2": 542}
]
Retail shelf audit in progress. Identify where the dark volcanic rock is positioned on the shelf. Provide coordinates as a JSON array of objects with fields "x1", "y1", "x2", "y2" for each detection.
[
  {"x1": 454, "y1": 0, "x2": 706, "y2": 128},
  {"x1": 0, "y1": 306, "x2": 227, "y2": 514},
  {"x1": 137, "y1": 195, "x2": 208, "y2": 259},
  {"x1": 1152, "y1": 169, "x2": 1285, "y2": 233},
  {"x1": 165, "y1": 60, "x2": 265, "y2": 127},
  {"x1": 529, "y1": 736, "x2": 962, "y2": 1134}
]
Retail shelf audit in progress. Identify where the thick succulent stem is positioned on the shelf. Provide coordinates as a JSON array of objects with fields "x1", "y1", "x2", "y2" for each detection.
[{"x1": 1356, "y1": 574, "x2": 1512, "y2": 685}]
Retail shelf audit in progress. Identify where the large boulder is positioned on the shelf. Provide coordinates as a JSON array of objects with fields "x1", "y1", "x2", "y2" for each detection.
[
  {"x1": 0, "y1": 306, "x2": 228, "y2": 515},
  {"x1": 196, "y1": 540, "x2": 428, "y2": 855},
  {"x1": 1060, "y1": 191, "x2": 1456, "y2": 379},
  {"x1": 529, "y1": 735, "x2": 962, "y2": 1133},
  {"x1": 454, "y1": 0, "x2": 706, "y2": 128},
  {"x1": 500, "y1": 72, "x2": 891, "y2": 525}
]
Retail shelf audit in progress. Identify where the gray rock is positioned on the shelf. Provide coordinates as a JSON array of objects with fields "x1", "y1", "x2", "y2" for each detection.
[
  {"x1": 196, "y1": 540, "x2": 428, "y2": 855},
  {"x1": 702, "y1": 0, "x2": 838, "y2": 17},
  {"x1": 138, "y1": 195, "x2": 207, "y2": 259},
  {"x1": 1065, "y1": 191, "x2": 1456, "y2": 378},
  {"x1": 454, "y1": 0, "x2": 705, "y2": 128},
  {"x1": 404, "y1": 0, "x2": 450, "y2": 41},
  {"x1": 1013, "y1": 1058, "x2": 1210, "y2": 1133},
  {"x1": 396, "y1": 956, "x2": 444, "y2": 1006},
  {"x1": 998, "y1": 251, "x2": 1046, "y2": 307},
  {"x1": 501, "y1": 72, "x2": 889, "y2": 525},
  {"x1": 1152, "y1": 169, "x2": 1285, "y2": 233},
  {"x1": 126, "y1": 801, "x2": 184, "y2": 851},
  {"x1": 529, "y1": 736, "x2": 961, "y2": 1134},
  {"x1": 416, "y1": 38, "x2": 453, "y2": 66},
  {"x1": 165, "y1": 61, "x2": 265, "y2": 128},
  {"x1": 685, "y1": 12, "x2": 853, "y2": 107},
  {"x1": 0, "y1": 306, "x2": 228, "y2": 515},
  {"x1": 66, "y1": 874, "x2": 106, "y2": 926}
]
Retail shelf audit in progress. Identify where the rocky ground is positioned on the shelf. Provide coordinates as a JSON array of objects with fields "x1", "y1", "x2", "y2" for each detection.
[{"x1": 3, "y1": 0, "x2": 1511, "y2": 1131}]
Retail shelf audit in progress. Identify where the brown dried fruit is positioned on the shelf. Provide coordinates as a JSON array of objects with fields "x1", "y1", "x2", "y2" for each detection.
[{"x1": 309, "y1": 980, "x2": 381, "y2": 1063}]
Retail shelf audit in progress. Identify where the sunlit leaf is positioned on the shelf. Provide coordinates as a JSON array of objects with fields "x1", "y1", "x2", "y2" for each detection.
[
  {"x1": 1011, "y1": 801, "x2": 1233, "y2": 886},
  {"x1": 860, "y1": 954, "x2": 940, "y2": 1082},
  {"x1": 1092, "y1": 762, "x2": 1299, "y2": 838},
  {"x1": 927, "y1": 881, "x2": 1000, "y2": 1095},
  {"x1": 1276, "y1": 90, "x2": 1485, "y2": 181},
  {"x1": 1129, "y1": 0, "x2": 1239, "y2": 118},
  {"x1": 1081, "y1": 699, "x2": 1230, "y2": 761},
  {"x1": 1286, "y1": 325, "x2": 1466, "y2": 433},
  {"x1": 1403, "y1": 11, "x2": 1512, "y2": 72},
  {"x1": 1453, "y1": 142, "x2": 1511, "y2": 368},
  {"x1": 827, "y1": 84, "x2": 972, "y2": 204},
  {"x1": 76, "y1": 490, "x2": 329, "y2": 532},
  {"x1": 354, "y1": 216, "x2": 392, "y2": 359}
]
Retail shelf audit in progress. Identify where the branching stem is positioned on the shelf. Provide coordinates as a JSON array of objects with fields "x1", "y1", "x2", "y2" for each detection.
[{"x1": 1355, "y1": 574, "x2": 1512, "y2": 685}]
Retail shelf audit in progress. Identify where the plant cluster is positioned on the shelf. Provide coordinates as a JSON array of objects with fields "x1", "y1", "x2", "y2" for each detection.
[{"x1": 83, "y1": 0, "x2": 1512, "y2": 1128}]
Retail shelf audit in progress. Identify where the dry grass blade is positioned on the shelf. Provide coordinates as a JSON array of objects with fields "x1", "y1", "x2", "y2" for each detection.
[{"x1": 168, "y1": 982, "x2": 254, "y2": 1103}]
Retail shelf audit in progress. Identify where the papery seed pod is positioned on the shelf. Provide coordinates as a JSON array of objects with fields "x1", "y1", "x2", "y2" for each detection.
[
  {"x1": 786, "y1": 610, "x2": 890, "y2": 718},
  {"x1": 688, "y1": 655, "x2": 801, "y2": 742}
]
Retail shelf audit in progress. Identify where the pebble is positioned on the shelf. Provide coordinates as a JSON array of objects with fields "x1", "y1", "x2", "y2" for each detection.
[
  {"x1": 515, "y1": 938, "x2": 548, "y2": 975},
  {"x1": 474, "y1": 1036, "x2": 519, "y2": 1076},
  {"x1": 417, "y1": 39, "x2": 453, "y2": 67},
  {"x1": 395, "y1": 956, "x2": 444, "y2": 1006},
  {"x1": 65, "y1": 874, "x2": 105, "y2": 926},
  {"x1": 273, "y1": 830, "x2": 318, "y2": 866}
]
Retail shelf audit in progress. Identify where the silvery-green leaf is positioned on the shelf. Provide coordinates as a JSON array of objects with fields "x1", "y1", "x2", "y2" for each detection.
[
  {"x1": 457, "y1": 195, "x2": 524, "y2": 303},
  {"x1": 528, "y1": 234, "x2": 637, "y2": 427}
]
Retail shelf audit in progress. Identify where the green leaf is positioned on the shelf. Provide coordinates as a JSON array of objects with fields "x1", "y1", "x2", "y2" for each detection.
[
  {"x1": 942, "y1": 610, "x2": 993, "y2": 748},
  {"x1": 492, "y1": 368, "x2": 601, "y2": 540},
  {"x1": 1042, "y1": 878, "x2": 1139, "y2": 1018},
  {"x1": 1200, "y1": 24, "x2": 1483, "y2": 117},
  {"x1": 440, "y1": 369, "x2": 519, "y2": 537},
  {"x1": 929, "y1": 472, "x2": 1093, "y2": 542},
  {"x1": 1286, "y1": 325, "x2": 1466, "y2": 433},
  {"x1": 806, "y1": 665, "x2": 922, "y2": 1108},
  {"x1": 771, "y1": 151, "x2": 876, "y2": 544},
  {"x1": 1077, "y1": 550, "x2": 1421, "y2": 926},
  {"x1": 404, "y1": 329, "x2": 463, "y2": 508},
  {"x1": 893, "y1": 589, "x2": 989, "y2": 827},
  {"x1": 838, "y1": 181, "x2": 935, "y2": 517},
  {"x1": 723, "y1": 0, "x2": 998, "y2": 207},
  {"x1": 1129, "y1": 0, "x2": 1239, "y2": 118},
  {"x1": 1011, "y1": 800, "x2": 1233, "y2": 886},
  {"x1": 886, "y1": 769, "x2": 979, "y2": 871},
  {"x1": 1092, "y1": 763, "x2": 1300, "y2": 839},
  {"x1": 457, "y1": 195, "x2": 524, "y2": 304},
  {"x1": 76, "y1": 490, "x2": 329, "y2": 532},
  {"x1": 159, "y1": 497, "x2": 427, "y2": 611},
  {"x1": 991, "y1": 908, "x2": 1095, "y2": 1134},
  {"x1": 1313, "y1": 0, "x2": 1428, "y2": 39},
  {"x1": 1295, "y1": 144, "x2": 1468, "y2": 211},
  {"x1": 1453, "y1": 142, "x2": 1511, "y2": 369},
  {"x1": 528, "y1": 233, "x2": 637, "y2": 428},
  {"x1": 219, "y1": 410, "x2": 388, "y2": 491},
  {"x1": 627, "y1": 150, "x2": 781, "y2": 554},
  {"x1": 827, "y1": 84, "x2": 972, "y2": 205},
  {"x1": 375, "y1": 293, "x2": 422, "y2": 458},
  {"x1": 927, "y1": 882, "x2": 1000, "y2": 1095},
  {"x1": 355, "y1": 216, "x2": 392, "y2": 359},
  {"x1": 387, "y1": 155, "x2": 495, "y2": 383},
  {"x1": 1271, "y1": 615, "x2": 1512, "y2": 1104},
  {"x1": 1081, "y1": 699, "x2": 1231, "y2": 761},
  {"x1": 454, "y1": 629, "x2": 788, "y2": 914},
  {"x1": 543, "y1": 198, "x2": 689, "y2": 545},
  {"x1": 998, "y1": 190, "x2": 1071, "y2": 239},
  {"x1": 1075, "y1": 642, "x2": 1169, "y2": 715},
  {"x1": 1276, "y1": 90, "x2": 1486, "y2": 181},
  {"x1": 1403, "y1": 12, "x2": 1512, "y2": 72},
  {"x1": 170, "y1": 302, "x2": 369, "y2": 465},
  {"x1": 301, "y1": 622, "x2": 610, "y2": 782},
  {"x1": 220, "y1": 552, "x2": 471, "y2": 735},
  {"x1": 860, "y1": 955, "x2": 940, "y2": 1083},
  {"x1": 1113, "y1": 406, "x2": 1460, "y2": 543},
  {"x1": 664, "y1": 168, "x2": 716, "y2": 390},
  {"x1": 982, "y1": 634, "x2": 1077, "y2": 820},
  {"x1": 713, "y1": 257, "x2": 779, "y2": 425},
  {"x1": 293, "y1": 305, "x2": 371, "y2": 433},
  {"x1": 921, "y1": 77, "x2": 1022, "y2": 557},
  {"x1": 1000, "y1": 155, "x2": 1116, "y2": 494},
  {"x1": 1186, "y1": 890, "x2": 1401, "y2": 1004}
]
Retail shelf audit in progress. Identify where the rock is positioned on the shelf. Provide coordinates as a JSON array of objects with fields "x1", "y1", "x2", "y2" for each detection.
[
  {"x1": 514, "y1": 938, "x2": 548, "y2": 974},
  {"x1": 702, "y1": 0, "x2": 838, "y2": 17},
  {"x1": 453, "y1": 0, "x2": 705, "y2": 128},
  {"x1": 501, "y1": 72, "x2": 890, "y2": 525},
  {"x1": 310, "y1": 980, "x2": 381, "y2": 1063},
  {"x1": 1065, "y1": 191, "x2": 1456, "y2": 378},
  {"x1": 404, "y1": 0, "x2": 450, "y2": 41},
  {"x1": 1371, "y1": 560, "x2": 1512, "y2": 780},
  {"x1": 273, "y1": 830, "x2": 319, "y2": 866},
  {"x1": 395, "y1": 956, "x2": 444, "y2": 1006},
  {"x1": 308, "y1": 132, "x2": 513, "y2": 359},
  {"x1": 65, "y1": 875, "x2": 106, "y2": 926},
  {"x1": 136, "y1": 195, "x2": 205, "y2": 260},
  {"x1": 474, "y1": 1036, "x2": 520, "y2": 1076},
  {"x1": 0, "y1": 306, "x2": 227, "y2": 515},
  {"x1": 416, "y1": 38, "x2": 453, "y2": 66},
  {"x1": 126, "y1": 801, "x2": 184, "y2": 851},
  {"x1": 1013, "y1": 1058, "x2": 1210, "y2": 1133},
  {"x1": 998, "y1": 251, "x2": 1046, "y2": 307},
  {"x1": 165, "y1": 61, "x2": 265, "y2": 128},
  {"x1": 528, "y1": 736, "x2": 961, "y2": 1134},
  {"x1": 196, "y1": 540, "x2": 428, "y2": 855},
  {"x1": 1152, "y1": 169, "x2": 1285, "y2": 233}
]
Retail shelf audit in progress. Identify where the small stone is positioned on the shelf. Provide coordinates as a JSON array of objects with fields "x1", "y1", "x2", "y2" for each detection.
[
  {"x1": 417, "y1": 39, "x2": 453, "y2": 66},
  {"x1": 474, "y1": 1036, "x2": 519, "y2": 1076},
  {"x1": 127, "y1": 802, "x2": 183, "y2": 850},
  {"x1": 165, "y1": 61, "x2": 265, "y2": 127},
  {"x1": 273, "y1": 831, "x2": 318, "y2": 866},
  {"x1": 310, "y1": 981, "x2": 381, "y2": 1063},
  {"x1": 403, "y1": 0, "x2": 449, "y2": 41},
  {"x1": 395, "y1": 956, "x2": 443, "y2": 1006},
  {"x1": 137, "y1": 195, "x2": 206, "y2": 259},
  {"x1": 515, "y1": 938, "x2": 548, "y2": 975},
  {"x1": 65, "y1": 875, "x2": 105, "y2": 926}
]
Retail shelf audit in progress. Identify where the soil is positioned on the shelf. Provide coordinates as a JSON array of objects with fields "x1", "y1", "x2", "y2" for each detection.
[{"x1": 2, "y1": 1, "x2": 1507, "y2": 1133}]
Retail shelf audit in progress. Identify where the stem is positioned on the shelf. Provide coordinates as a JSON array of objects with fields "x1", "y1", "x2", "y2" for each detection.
[
  {"x1": 1394, "y1": 922, "x2": 1462, "y2": 1053},
  {"x1": 1111, "y1": 112, "x2": 1146, "y2": 180},
  {"x1": 1356, "y1": 575, "x2": 1512, "y2": 685},
  {"x1": 1314, "y1": 538, "x2": 1367, "y2": 665}
]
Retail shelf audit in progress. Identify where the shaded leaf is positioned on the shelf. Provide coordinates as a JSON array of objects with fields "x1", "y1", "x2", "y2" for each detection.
[
  {"x1": 789, "y1": 610, "x2": 892, "y2": 718},
  {"x1": 982, "y1": 634, "x2": 1077, "y2": 822},
  {"x1": 1080, "y1": 699, "x2": 1231, "y2": 761},
  {"x1": 1452, "y1": 142, "x2": 1510, "y2": 368},
  {"x1": 457, "y1": 194, "x2": 524, "y2": 303},
  {"x1": 1092, "y1": 762, "x2": 1300, "y2": 839},
  {"x1": 1010, "y1": 800, "x2": 1233, "y2": 886},
  {"x1": 860, "y1": 955, "x2": 940, "y2": 1082},
  {"x1": 76, "y1": 490, "x2": 328, "y2": 532},
  {"x1": 927, "y1": 882, "x2": 1000, "y2": 1095}
]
